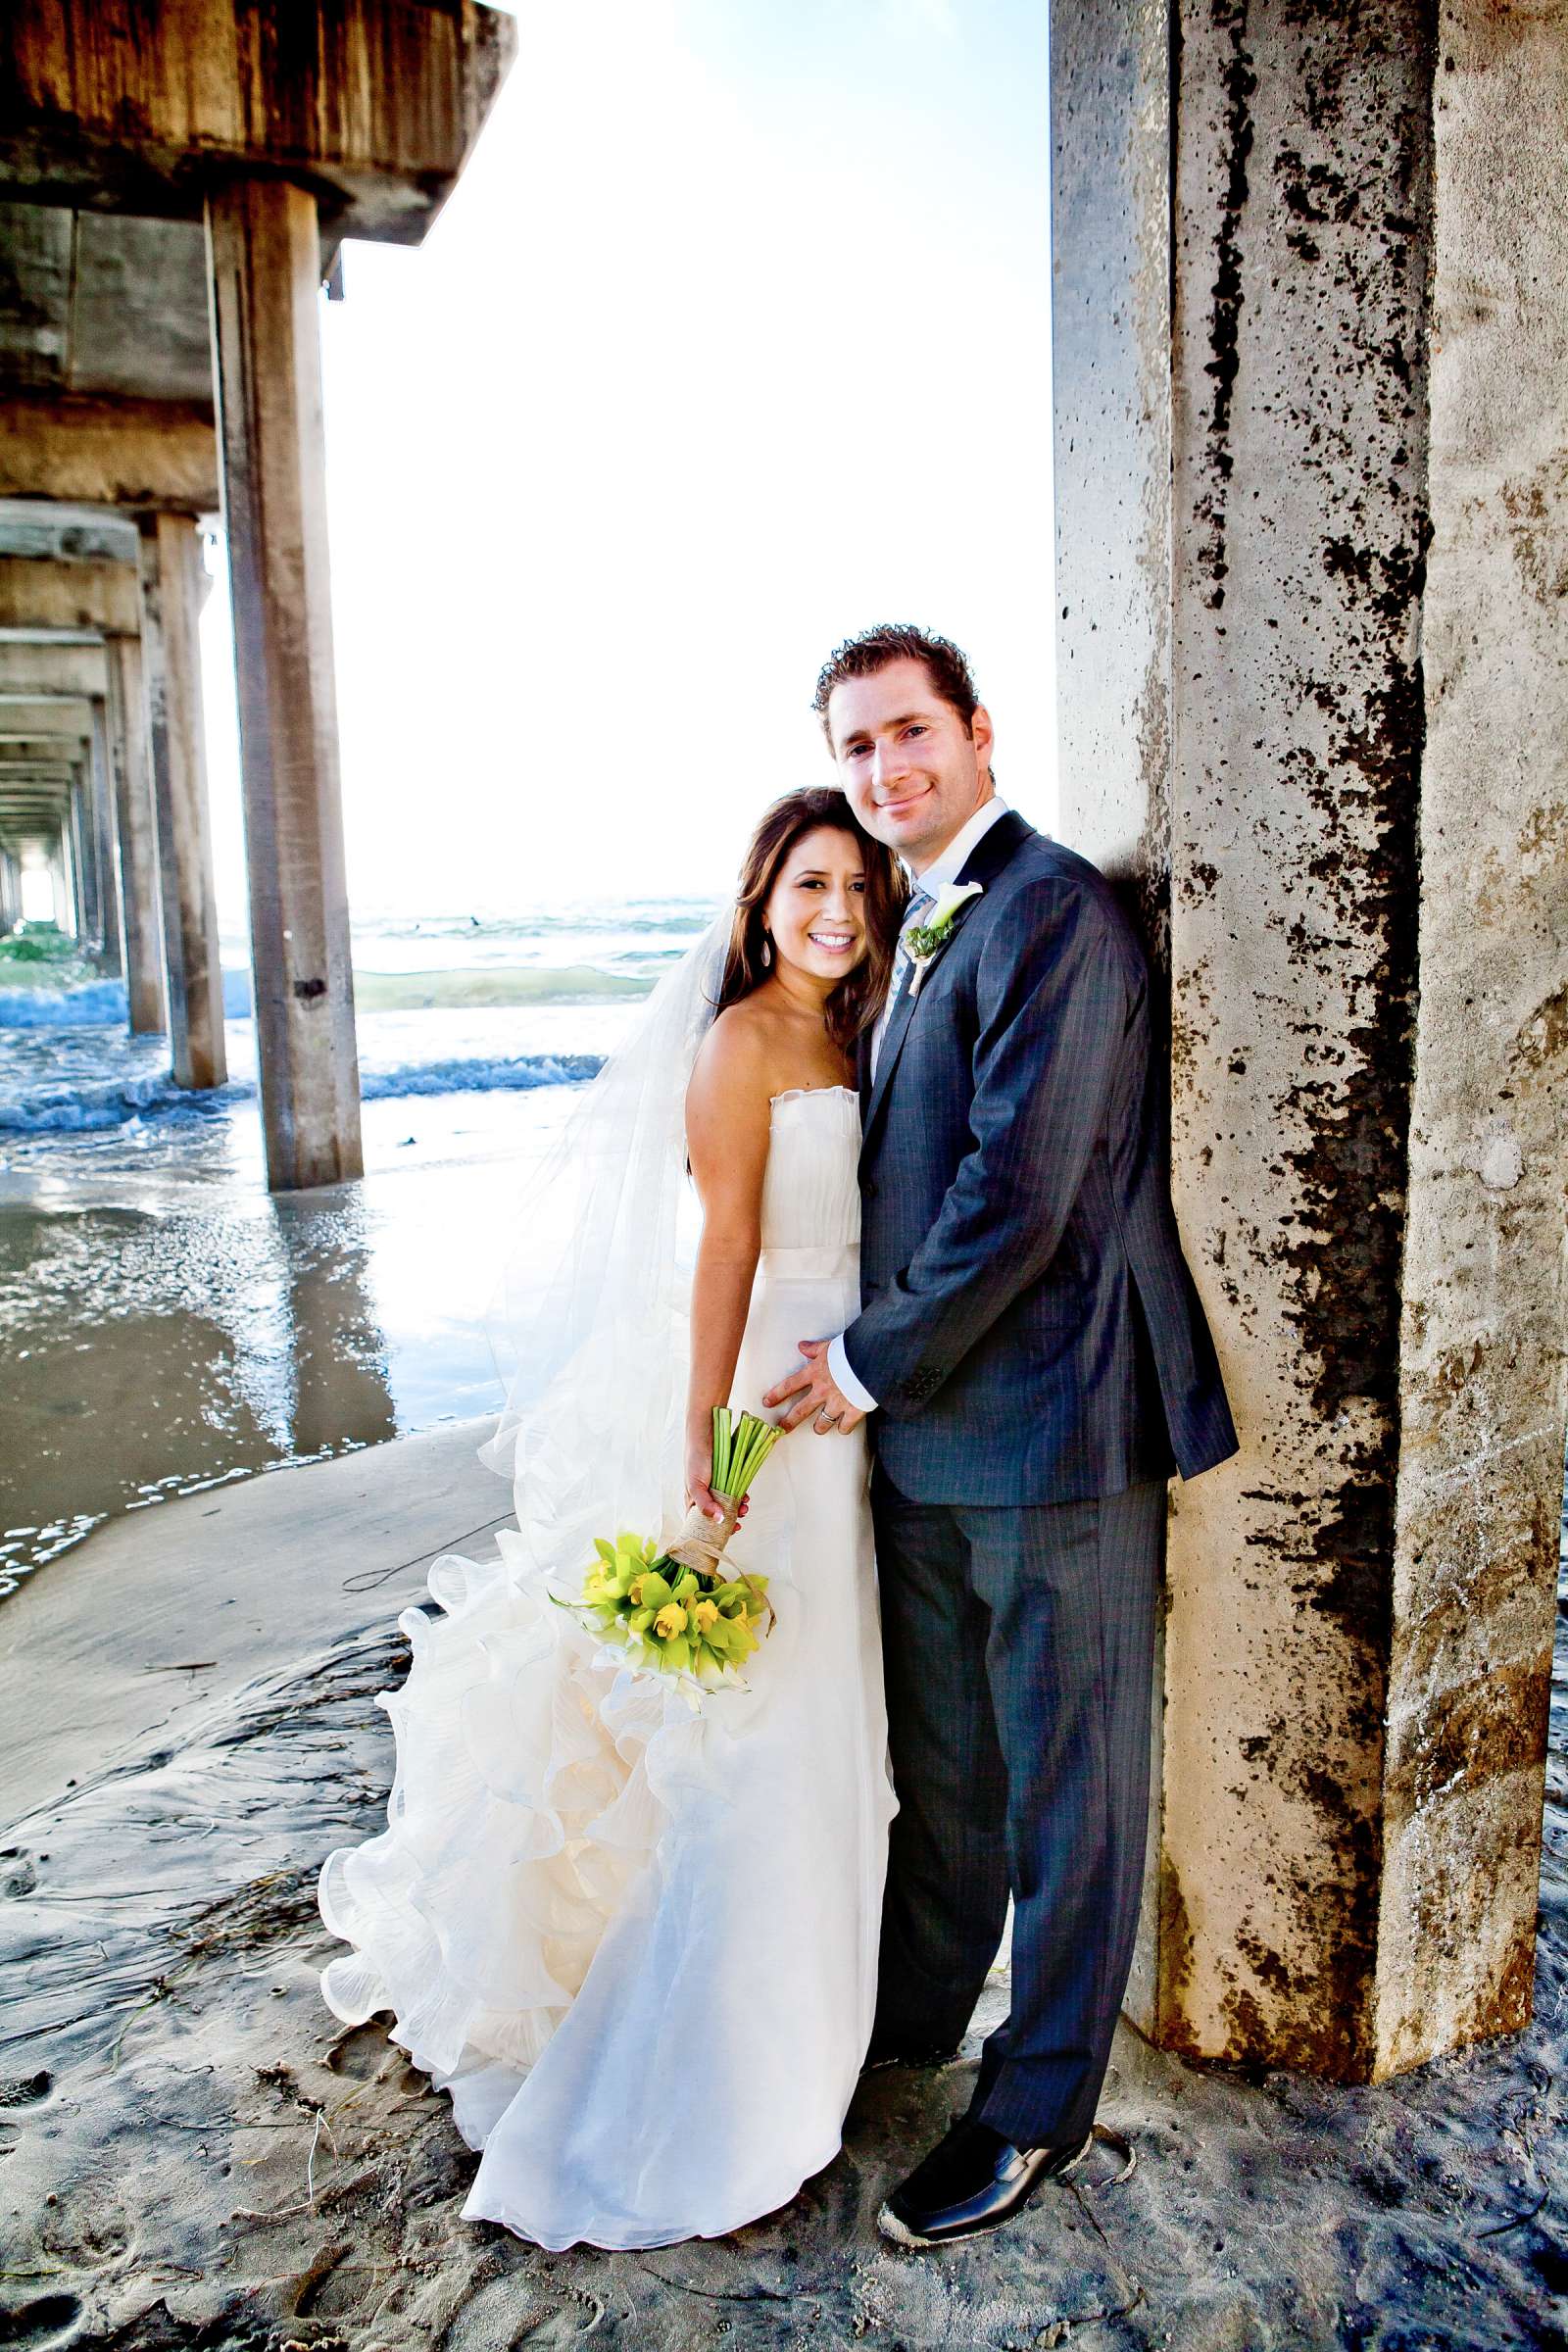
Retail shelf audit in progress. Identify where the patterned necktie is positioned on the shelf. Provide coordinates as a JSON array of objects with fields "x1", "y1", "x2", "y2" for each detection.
[
  {"x1": 892, "y1": 888, "x2": 934, "y2": 999},
  {"x1": 873, "y1": 887, "x2": 934, "y2": 1080}
]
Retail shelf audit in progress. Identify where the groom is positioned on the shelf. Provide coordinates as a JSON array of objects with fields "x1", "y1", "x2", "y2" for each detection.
[{"x1": 765, "y1": 624, "x2": 1237, "y2": 2248}]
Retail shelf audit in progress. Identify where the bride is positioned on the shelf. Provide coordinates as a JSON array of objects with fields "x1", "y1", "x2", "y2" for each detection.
[{"x1": 318, "y1": 787, "x2": 907, "y2": 2248}]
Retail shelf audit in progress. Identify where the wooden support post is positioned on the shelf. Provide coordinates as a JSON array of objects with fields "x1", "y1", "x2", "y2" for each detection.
[
  {"x1": 137, "y1": 514, "x2": 226, "y2": 1090},
  {"x1": 106, "y1": 632, "x2": 168, "y2": 1034},
  {"x1": 207, "y1": 175, "x2": 362, "y2": 1192}
]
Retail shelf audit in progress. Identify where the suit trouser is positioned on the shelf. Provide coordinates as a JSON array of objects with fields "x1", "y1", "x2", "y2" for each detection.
[{"x1": 869, "y1": 1464, "x2": 1164, "y2": 2150}]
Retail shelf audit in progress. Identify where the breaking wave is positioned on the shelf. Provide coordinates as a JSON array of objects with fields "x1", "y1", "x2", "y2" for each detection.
[
  {"x1": 0, "y1": 979, "x2": 133, "y2": 1029},
  {"x1": 0, "y1": 1049, "x2": 606, "y2": 1135},
  {"x1": 0, "y1": 903, "x2": 708, "y2": 1141}
]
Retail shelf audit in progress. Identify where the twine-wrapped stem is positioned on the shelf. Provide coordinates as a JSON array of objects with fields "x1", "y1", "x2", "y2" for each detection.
[
  {"x1": 665, "y1": 1494, "x2": 774, "y2": 1635},
  {"x1": 666, "y1": 1493, "x2": 743, "y2": 1572}
]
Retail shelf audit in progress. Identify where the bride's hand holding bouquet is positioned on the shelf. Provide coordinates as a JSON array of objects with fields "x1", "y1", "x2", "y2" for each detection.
[
  {"x1": 557, "y1": 1406, "x2": 782, "y2": 1689},
  {"x1": 686, "y1": 1407, "x2": 751, "y2": 1531}
]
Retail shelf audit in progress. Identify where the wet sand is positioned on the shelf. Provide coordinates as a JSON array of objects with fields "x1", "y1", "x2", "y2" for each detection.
[
  {"x1": 0, "y1": 1089, "x2": 576, "y2": 1594},
  {"x1": 0, "y1": 1434, "x2": 1563, "y2": 2349}
]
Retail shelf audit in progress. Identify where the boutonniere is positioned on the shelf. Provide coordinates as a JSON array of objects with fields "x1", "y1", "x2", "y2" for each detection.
[{"x1": 906, "y1": 881, "x2": 983, "y2": 996}]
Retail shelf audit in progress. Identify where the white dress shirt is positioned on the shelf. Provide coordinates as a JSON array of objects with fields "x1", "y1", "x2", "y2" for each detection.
[{"x1": 826, "y1": 796, "x2": 1012, "y2": 1416}]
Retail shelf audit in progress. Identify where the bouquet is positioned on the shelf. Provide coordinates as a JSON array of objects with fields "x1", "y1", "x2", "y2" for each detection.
[{"x1": 556, "y1": 1407, "x2": 783, "y2": 1685}]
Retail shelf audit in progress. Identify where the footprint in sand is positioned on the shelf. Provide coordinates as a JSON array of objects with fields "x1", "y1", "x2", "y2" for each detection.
[
  {"x1": 0, "y1": 2068, "x2": 51, "y2": 2110},
  {"x1": 0, "y1": 2292, "x2": 81, "y2": 2349},
  {"x1": 322, "y1": 2018, "x2": 424, "y2": 2095},
  {"x1": 0, "y1": 1848, "x2": 38, "y2": 1897}
]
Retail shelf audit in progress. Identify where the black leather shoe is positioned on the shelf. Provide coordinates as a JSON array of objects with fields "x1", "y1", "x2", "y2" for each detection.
[
  {"x1": 860, "y1": 2039, "x2": 960, "y2": 2077},
  {"x1": 877, "y1": 2118, "x2": 1092, "y2": 2248}
]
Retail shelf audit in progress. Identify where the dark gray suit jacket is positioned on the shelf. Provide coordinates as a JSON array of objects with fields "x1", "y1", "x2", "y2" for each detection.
[{"x1": 845, "y1": 810, "x2": 1237, "y2": 1506}]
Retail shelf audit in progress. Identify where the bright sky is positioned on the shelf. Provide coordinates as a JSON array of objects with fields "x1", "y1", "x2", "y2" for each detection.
[{"x1": 201, "y1": 0, "x2": 1054, "y2": 923}]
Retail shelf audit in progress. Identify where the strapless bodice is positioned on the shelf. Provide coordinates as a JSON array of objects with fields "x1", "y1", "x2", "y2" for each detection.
[{"x1": 760, "y1": 1087, "x2": 861, "y2": 1275}]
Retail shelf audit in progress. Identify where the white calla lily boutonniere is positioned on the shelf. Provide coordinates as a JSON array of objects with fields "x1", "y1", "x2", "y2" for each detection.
[{"x1": 906, "y1": 880, "x2": 984, "y2": 996}]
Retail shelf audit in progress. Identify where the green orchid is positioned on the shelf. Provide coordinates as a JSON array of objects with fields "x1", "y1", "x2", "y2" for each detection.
[{"x1": 563, "y1": 1404, "x2": 781, "y2": 1688}]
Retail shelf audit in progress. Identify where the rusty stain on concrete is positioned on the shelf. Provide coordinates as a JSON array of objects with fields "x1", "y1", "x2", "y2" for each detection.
[
  {"x1": 1167, "y1": 0, "x2": 1436, "y2": 2083},
  {"x1": 1057, "y1": 0, "x2": 1565, "y2": 2088},
  {"x1": 1499, "y1": 456, "x2": 1568, "y2": 605},
  {"x1": 1192, "y1": 3, "x2": 1257, "y2": 612},
  {"x1": 1510, "y1": 981, "x2": 1568, "y2": 1076}
]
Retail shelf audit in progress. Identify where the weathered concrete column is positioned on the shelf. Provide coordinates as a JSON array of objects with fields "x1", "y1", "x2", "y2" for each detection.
[
  {"x1": 48, "y1": 814, "x2": 76, "y2": 940},
  {"x1": 1053, "y1": 1, "x2": 1568, "y2": 2081},
  {"x1": 106, "y1": 632, "x2": 167, "y2": 1034},
  {"x1": 67, "y1": 769, "x2": 97, "y2": 947},
  {"x1": 0, "y1": 849, "x2": 21, "y2": 931},
  {"x1": 137, "y1": 514, "x2": 226, "y2": 1091},
  {"x1": 85, "y1": 690, "x2": 122, "y2": 976},
  {"x1": 207, "y1": 176, "x2": 362, "y2": 1192}
]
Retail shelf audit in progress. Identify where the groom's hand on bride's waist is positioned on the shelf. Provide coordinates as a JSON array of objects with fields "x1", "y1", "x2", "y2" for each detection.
[{"x1": 763, "y1": 1339, "x2": 866, "y2": 1437}]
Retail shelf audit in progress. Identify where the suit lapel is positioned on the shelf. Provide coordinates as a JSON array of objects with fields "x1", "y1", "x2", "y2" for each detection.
[
  {"x1": 859, "y1": 808, "x2": 1036, "y2": 1162},
  {"x1": 860, "y1": 966, "x2": 917, "y2": 1146},
  {"x1": 855, "y1": 1018, "x2": 874, "y2": 1109}
]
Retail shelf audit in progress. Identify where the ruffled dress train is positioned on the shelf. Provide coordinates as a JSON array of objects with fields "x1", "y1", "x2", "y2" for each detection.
[{"x1": 318, "y1": 1086, "x2": 896, "y2": 2248}]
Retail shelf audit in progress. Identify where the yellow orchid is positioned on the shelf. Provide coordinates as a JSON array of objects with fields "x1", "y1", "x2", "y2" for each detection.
[{"x1": 563, "y1": 1407, "x2": 783, "y2": 1688}]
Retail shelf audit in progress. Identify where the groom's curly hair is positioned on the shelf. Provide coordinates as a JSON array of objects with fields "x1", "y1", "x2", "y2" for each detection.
[{"x1": 810, "y1": 623, "x2": 981, "y2": 741}]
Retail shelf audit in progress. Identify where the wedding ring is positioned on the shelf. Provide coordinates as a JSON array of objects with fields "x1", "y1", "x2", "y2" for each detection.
[{"x1": 815, "y1": 1409, "x2": 842, "y2": 1431}]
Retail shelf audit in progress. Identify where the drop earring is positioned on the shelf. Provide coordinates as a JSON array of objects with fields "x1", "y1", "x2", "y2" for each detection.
[{"x1": 761, "y1": 935, "x2": 772, "y2": 968}]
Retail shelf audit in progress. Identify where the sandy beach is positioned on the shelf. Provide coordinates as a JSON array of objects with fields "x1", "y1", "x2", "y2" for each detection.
[
  {"x1": 1, "y1": 1426, "x2": 1562, "y2": 2349},
  {"x1": 4, "y1": 0, "x2": 1563, "y2": 2334}
]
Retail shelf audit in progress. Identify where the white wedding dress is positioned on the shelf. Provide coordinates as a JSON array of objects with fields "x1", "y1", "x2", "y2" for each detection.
[{"x1": 318, "y1": 1083, "x2": 896, "y2": 2248}]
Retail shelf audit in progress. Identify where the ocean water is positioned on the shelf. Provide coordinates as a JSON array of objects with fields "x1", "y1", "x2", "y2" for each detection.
[
  {"x1": 0, "y1": 902, "x2": 715, "y2": 1138},
  {"x1": 0, "y1": 902, "x2": 715, "y2": 1594}
]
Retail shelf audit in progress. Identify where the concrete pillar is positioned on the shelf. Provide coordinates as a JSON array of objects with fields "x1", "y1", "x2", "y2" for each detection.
[
  {"x1": 137, "y1": 514, "x2": 226, "y2": 1091},
  {"x1": 1052, "y1": 1, "x2": 1568, "y2": 2082},
  {"x1": 49, "y1": 815, "x2": 76, "y2": 939},
  {"x1": 86, "y1": 692, "x2": 122, "y2": 976},
  {"x1": 0, "y1": 850, "x2": 20, "y2": 932},
  {"x1": 67, "y1": 771, "x2": 95, "y2": 945},
  {"x1": 207, "y1": 176, "x2": 363, "y2": 1192},
  {"x1": 106, "y1": 632, "x2": 167, "y2": 1033}
]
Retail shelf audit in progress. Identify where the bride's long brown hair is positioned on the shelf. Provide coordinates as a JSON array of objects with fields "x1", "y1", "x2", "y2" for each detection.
[{"x1": 713, "y1": 789, "x2": 906, "y2": 1053}]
